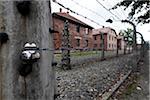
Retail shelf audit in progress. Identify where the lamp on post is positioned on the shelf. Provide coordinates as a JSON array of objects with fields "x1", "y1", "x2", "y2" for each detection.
[
  {"x1": 106, "y1": 19, "x2": 113, "y2": 23},
  {"x1": 106, "y1": 19, "x2": 137, "y2": 51}
]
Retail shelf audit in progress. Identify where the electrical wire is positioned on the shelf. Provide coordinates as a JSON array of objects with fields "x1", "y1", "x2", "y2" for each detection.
[
  {"x1": 104, "y1": 1, "x2": 124, "y2": 19},
  {"x1": 108, "y1": 5, "x2": 126, "y2": 20},
  {"x1": 96, "y1": 0, "x2": 121, "y2": 20},
  {"x1": 70, "y1": 0, "x2": 106, "y2": 20},
  {"x1": 53, "y1": 0, "x2": 103, "y2": 27},
  {"x1": 120, "y1": 7, "x2": 127, "y2": 19},
  {"x1": 106, "y1": 1, "x2": 127, "y2": 20}
]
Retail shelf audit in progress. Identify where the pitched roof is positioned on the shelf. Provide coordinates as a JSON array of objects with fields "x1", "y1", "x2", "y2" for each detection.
[
  {"x1": 52, "y1": 12, "x2": 93, "y2": 29},
  {"x1": 93, "y1": 27, "x2": 117, "y2": 36}
]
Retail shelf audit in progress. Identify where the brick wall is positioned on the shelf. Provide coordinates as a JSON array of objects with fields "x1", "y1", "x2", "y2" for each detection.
[
  {"x1": 104, "y1": 34, "x2": 108, "y2": 50},
  {"x1": 93, "y1": 27, "x2": 117, "y2": 51},
  {"x1": 106, "y1": 31, "x2": 117, "y2": 51},
  {"x1": 53, "y1": 16, "x2": 93, "y2": 50},
  {"x1": 53, "y1": 17, "x2": 64, "y2": 49},
  {"x1": 117, "y1": 35, "x2": 125, "y2": 50},
  {"x1": 92, "y1": 34, "x2": 108, "y2": 50},
  {"x1": 93, "y1": 34, "x2": 101, "y2": 50}
]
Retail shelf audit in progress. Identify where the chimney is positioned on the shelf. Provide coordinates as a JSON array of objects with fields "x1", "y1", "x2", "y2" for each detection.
[
  {"x1": 102, "y1": 26, "x2": 105, "y2": 28},
  {"x1": 59, "y1": 8, "x2": 62, "y2": 12}
]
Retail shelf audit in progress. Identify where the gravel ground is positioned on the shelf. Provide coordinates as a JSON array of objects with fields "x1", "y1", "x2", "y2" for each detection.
[
  {"x1": 110, "y1": 50, "x2": 149, "y2": 100},
  {"x1": 54, "y1": 50, "x2": 125, "y2": 67},
  {"x1": 54, "y1": 53, "x2": 138, "y2": 100}
]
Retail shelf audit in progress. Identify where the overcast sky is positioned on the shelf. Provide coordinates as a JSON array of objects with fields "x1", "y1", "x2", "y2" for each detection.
[{"x1": 51, "y1": 0, "x2": 150, "y2": 42}]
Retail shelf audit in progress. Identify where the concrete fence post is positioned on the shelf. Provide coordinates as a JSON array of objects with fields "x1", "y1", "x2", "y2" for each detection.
[
  {"x1": 0, "y1": 1, "x2": 54, "y2": 100},
  {"x1": 101, "y1": 32, "x2": 105, "y2": 60},
  {"x1": 61, "y1": 20, "x2": 71, "y2": 70}
]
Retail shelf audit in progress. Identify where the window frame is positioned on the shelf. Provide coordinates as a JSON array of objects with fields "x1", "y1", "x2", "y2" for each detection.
[
  {"x1": 85, "y1": 40, "x2": 88, "y2": 47},
  {"x1": 76, "y1": 25, "x2": 80, "y2": 33},
  {"x1": 94, "y1": 35, "x2": 97, "y2": 40},
  {"x1": 85, "y1": 28, "x2": 89, "y2": 34},
  {"x1": 76, "y1": 39, "x2": 80, "y2": 47}
]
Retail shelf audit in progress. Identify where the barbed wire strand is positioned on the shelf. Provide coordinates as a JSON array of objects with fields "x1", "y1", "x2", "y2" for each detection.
[
  {"x1": 70, "y1": 0, "x2": 106, "y2": 20},
  {"x1": 53, "y1": 0, "x2": 103, "y2": 27},
  {"x1": 96, "y1": 0, "x2": 121, "y2": 20}
]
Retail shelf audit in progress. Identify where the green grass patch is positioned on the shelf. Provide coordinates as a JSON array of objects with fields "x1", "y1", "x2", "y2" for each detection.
[
  {"x1": 124, "y1": 82, "x2": 137, "y2": 96},
  {"x1": 119, "y1": 73, "x2": 139, "y2": 99},
  {"x1": 54, "y1": 51, "x2": 101, "y2": 58},
  {"x1": 71, "y1": 51, "x2": 100, "y2": 57}
]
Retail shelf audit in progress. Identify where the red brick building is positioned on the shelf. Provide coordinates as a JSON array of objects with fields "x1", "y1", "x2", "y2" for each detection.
[
  {"x1": 93, "y1": 27, "x2": 117, "y2": 51},
  {"x1": 92, "y1": 30, "x2": 107, "y2": 50},
  {"x1": 52, "y1": 11, "x2": 93, "y2": 50},
  {"x1": 117, "y1": 35, "x2": 126, "y2": 50}
]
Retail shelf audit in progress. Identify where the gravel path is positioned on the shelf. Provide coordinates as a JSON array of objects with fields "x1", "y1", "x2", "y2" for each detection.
[
  {"x1": 54, "y1": 50, "x2": 125, "y2": 67},
  {"x1": 55, "y1": 53, "x2": 138, "y2": 100},
  {"x1": 110, "y1": 50, "x2": 149, "y2": 100}
]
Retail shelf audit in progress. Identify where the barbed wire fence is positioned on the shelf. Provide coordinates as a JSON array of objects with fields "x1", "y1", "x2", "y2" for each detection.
[
  {"x1": 61, "y1": 20, "x2": 71, "y2": 70},
  {"x1": 54, "y1": 27, "x2": 129, "y2": 68},
  {"x1": 52, "y1": 0, "x2": 144, "y2": 68}
]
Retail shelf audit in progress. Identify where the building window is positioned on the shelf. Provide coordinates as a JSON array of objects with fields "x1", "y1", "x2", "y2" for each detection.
[
  {"x1": 109, "y1": 35, "x2": 111, "y2": 40},
  {"x1": 76, "y1": 39, "x2": 80, "y2": 47},
  {"x1": 109, "y1": 44, "x2": 111, "y2": 48},
  {"x1": 100, "y1": 34, "x2": 102, "y2": 39},
  {"x1": 100, "y1": 43, "x2": 102, "y2": 48},
  {"x1": 112, "y1": 44, "x2": 113, "y2": 48},
  {"x1": 94, "y1": 44, "x2": 97, "y2": 48},
  {"x1": 94, "y1": 35, "x2": 97, "y2": 40},
  {"x1": 85, "y1": 40, "x2": 88, "y2": 47},
  {"x1": 85, "y1": 28, "x2": 89, "y2": 34},
  {"x1": 76, "y1": 25, "x2": 80, "y2": 33},
  {"x1": 112, "y1": 37, "x2": 113, "y2": 41}
]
